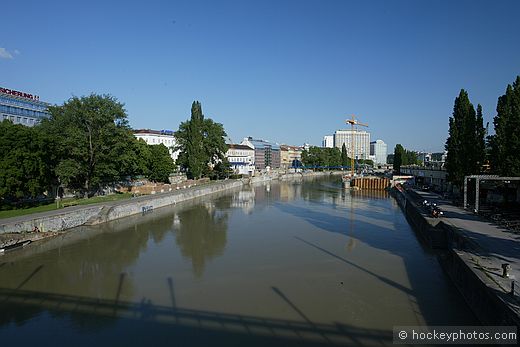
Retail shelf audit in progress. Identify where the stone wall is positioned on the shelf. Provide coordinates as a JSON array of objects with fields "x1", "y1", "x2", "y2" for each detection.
[{"x1": 0, "y1": 205, "x2": 103, "y2": 234}]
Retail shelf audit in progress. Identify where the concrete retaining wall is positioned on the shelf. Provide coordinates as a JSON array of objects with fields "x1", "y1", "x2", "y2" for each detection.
[
  {"x1": 440, "y1": 250, "x2": 520, "y2": 326},
  {"x1": 0, "y1": 206, "x2": 103, "y2": 234},
  {"x1": 391, "y1": 187, "x2": 520, "y2": 326},
  {"x1": 391, "y1": 188, "x2": 447, "y2": 248},
  {"x1": 90, "y1": 179, "x2": 244, "y2": 225}
]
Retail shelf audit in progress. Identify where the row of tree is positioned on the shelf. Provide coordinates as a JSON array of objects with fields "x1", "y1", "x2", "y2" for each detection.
[
  {"x1": 0, "y1": 95, "x2": 231, "y2": 202},
  {"x1": 445, "y1": 76, "x2": 520, "y2": 187},
  {"x1": 392, "y1": 144, "x2": 420, "y2": 174},
  {"x1": 301, "y1": 144, "x2": 373, "y2": 168}
]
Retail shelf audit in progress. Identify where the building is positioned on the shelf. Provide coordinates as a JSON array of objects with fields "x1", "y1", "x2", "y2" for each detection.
[
  {"x1": 0, "y1": 86, "x2": 51, "y2": 126},
  {"x1": 280, "y1": 145, "x2": 303, "y2": 169},
  {"x1": 240, "y1": 137, "x2": 281, "y2": 170},
  {"x1": 226, "y1": 144, "x2": 255, "y2": 175},
  {"x1": 400, "y1": 163, "x2": 447, "y2": 192},
  {"x1": 370, "y1": 139, "x2": 388, "y2": 165},
  {"x1": 322, "y1": 135, "x2": 334, "y2": 148},
  {"x1": 133, "y1": 129, "x2": 179, "y2": 162},
  {"x1": 333, "y1": 130, "x2": 371, "y2": 160}
]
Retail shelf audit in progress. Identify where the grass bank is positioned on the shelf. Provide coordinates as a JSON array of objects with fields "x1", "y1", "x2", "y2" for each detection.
[{"x1": 0, "y1": 193, "x2": 133, "y2": 219}]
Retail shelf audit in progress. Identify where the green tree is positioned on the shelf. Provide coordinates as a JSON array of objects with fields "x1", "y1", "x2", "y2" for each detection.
[
  {"x1": 445, "y1": 89, "x2": 486, "y2": 188},
  {"x1": 0, "y1": 121, "x2": 54, "y2": 200},
  {"x1": 341, "y1": 143, "x2": 350, "y2": 167},
  {"x1": 175, "y1": 101, "x2": 228, "y2": 179},
  {"x1": 300, "y1": 146, "x2": 341, "y2": 169},
  {"x1": 301, "y1": 147, "x2": 320, "y2": 168},
  {"x1": 490, "y1": 76, "x2": 520, "y2": 176},
  {"x1": 475, "y1": 104, "x2": 486, "y2": 170},
  {"x1": 325, "y1": 147, "x2": 341, "y2": 167},
  {"x1": 132, "y1": 139, "x2": 152, "y2": 177},
  {"x1": 402, "y1": 149, "x2": 419, "y2": 166},
  {"x1": 148, "y1": 144, "x2": 176, "y2": 183},
  {"x1": 393, "y1": 144, "x2": 404, "y2": 174},
  {"x1": 42, "y1": 94, "x2": 134, "y2": 197},
  {"x1": 208, "y1": 158, "x2": 232, "y2": 180}
]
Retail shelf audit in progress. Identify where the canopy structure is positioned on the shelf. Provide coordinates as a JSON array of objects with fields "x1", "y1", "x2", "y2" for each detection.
[{"x1": 464, "y1": 175, "x2": 520, "y2": 212}]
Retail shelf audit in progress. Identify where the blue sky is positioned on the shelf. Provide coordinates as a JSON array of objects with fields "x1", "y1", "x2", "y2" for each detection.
[{"x1": 1, "y1": 0, "x2": 519, "y2": 152}]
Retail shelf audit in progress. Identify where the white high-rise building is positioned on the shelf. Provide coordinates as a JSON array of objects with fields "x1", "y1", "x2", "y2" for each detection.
[
  {"x1": 370, "y1": 139, "x2": 387, "y2": 165},
  {"x1": 322, "y1": 135, "x2": 334, "y2": 148},
  {"x1": 333, "y1": 130, "x2": 371, "y2": 160}
]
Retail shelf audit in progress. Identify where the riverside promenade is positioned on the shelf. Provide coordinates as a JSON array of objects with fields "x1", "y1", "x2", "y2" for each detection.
[{"x1": 412, "y1": 189, "x2": 520, "y2": 324}]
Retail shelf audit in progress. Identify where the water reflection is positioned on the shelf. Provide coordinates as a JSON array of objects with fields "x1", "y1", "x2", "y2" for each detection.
[
  {"x1": 231, "y1": 188, "x2": 255, "y2": 214},
  {"x1": 173, "y1": 204, "x2": 229, "y2": 277},
  {"x1": 0, "y1": 177, "x2": 477, "y2": 345}
]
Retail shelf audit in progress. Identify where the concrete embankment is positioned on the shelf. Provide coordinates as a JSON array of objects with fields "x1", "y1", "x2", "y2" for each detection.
[
  {"x1": 391, "y1": 187, "x2": 520, "y2": 326},
  {"x1": 0, "y1": 171, "x2": 343, "y2": 237},
  {"x1": 0, "y1": 180, "x2": 244, "y2": 236}
]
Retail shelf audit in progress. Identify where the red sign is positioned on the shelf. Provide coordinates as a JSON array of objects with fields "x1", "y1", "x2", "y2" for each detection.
[{"x1": 0, "y1": 87, "x2": 40, "y2": 101}]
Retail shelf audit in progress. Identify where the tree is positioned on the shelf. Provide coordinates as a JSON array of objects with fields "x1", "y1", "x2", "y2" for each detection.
[
  {"x1": 445, "y1": 89, "x2": 486, "y2": 188},
  {"x1": 175, "y1": 101, "x2": 228, "y2": 179},
  {"x1": 148, "y1": 144, "x2": 176, "y2": 183},
  {"x1": 0, "y1": 121, "x2": 54, "y2": 200},
  {"x1": 300, "y1": 146, "x2": 341, "y2": 169},
  {"x1": 208, "y1": 158, "x2": 232, "y2": 180},
  {"x1": 393, "y1": 144, "x2": 404, "y2": 174},
  {"x1": 42, "y1": 94, "x2": 134, "y2": 197},
  {"x1": 490, "y1": 76, "x2": 520, "y2": 176},
  {"x1": 341, "y1": 143, "x2": 349, "y2": 167},
  {"x1": 325, "y1": 147, "x2": 341, "y2": 167},
  {"x1": 201, "y1": 118, "x2": 229, "y2": 175},
  {"x1": 475, "y1": 104, "x2": 486, "y2": 170}
]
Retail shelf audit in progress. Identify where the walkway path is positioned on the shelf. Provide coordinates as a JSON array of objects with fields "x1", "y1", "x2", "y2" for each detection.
[{"x1": 414, "y1": 189, "x2": 520, "y2": 291}]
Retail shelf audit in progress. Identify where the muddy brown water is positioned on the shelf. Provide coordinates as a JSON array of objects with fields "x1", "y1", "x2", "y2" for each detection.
[{"x1": 0, "y1": 177, "x2": 476, "y2": 346}]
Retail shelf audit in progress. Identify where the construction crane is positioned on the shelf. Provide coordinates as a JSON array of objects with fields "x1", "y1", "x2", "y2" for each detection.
[{"x1": 345, "y1": 115, "x2": 368, "y2": 177}]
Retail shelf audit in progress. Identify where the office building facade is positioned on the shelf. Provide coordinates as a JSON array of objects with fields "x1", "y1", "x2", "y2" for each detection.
[
  {"x1": 0, "y1": 86, "x2": 51, "y2": 126},
  {"x1": 322, "y1": 135, "x2": 334, "y2": 148},
  {"x1": 370, "y1": 139, "x2": 387, "y2": 165},
  {"x1": 240, "y1": 137, "x2": 281, "y2": 170},
  {"x1": 334, "y1": 130, "x2": 371, "y2": 160}
]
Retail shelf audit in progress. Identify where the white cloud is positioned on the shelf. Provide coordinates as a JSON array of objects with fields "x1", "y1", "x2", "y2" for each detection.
[
  {"x1": 0, "y1": 48, "x2": 14, "y2": 59},
  {"x1": 14, "y1": 49, "x2": 20, "y2": 55}
]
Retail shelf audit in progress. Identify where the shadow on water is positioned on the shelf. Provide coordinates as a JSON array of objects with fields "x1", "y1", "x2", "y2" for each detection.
[
  {"x1": 15, "y1": 264, "x2": 43, "y2": 290},
  {"x1": 272, "y1": 179, "x2": 478, "y2": 326},
  {"x1": 294, "y1": 237, "x2": 413, "y2": 296},
  {"x1": 0, "y1": 286, "x2": 392, "y2": 346}
]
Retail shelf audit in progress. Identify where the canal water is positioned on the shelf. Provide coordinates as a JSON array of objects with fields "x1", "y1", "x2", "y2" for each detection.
[{"x1": 0, "y1": 177, "x2": 476, "y2": 346}]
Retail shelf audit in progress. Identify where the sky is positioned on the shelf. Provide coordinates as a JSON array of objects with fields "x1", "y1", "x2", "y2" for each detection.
[{"x1": 1, "y1": 0, "x2": 519, "y2": 152}]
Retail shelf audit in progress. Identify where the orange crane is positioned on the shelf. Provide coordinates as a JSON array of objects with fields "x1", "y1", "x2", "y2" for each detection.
[{"x1": 345, "y1": 115, "x2": 368, "y2": 177}]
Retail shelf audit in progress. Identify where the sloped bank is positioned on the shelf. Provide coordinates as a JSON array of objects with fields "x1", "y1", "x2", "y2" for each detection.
[
  {"x1": 0, "y1": 180, "x2": 244, "y2": 236},
  {"x1": 391, "y1": 187, "x2": 520, "y2": 326}
]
